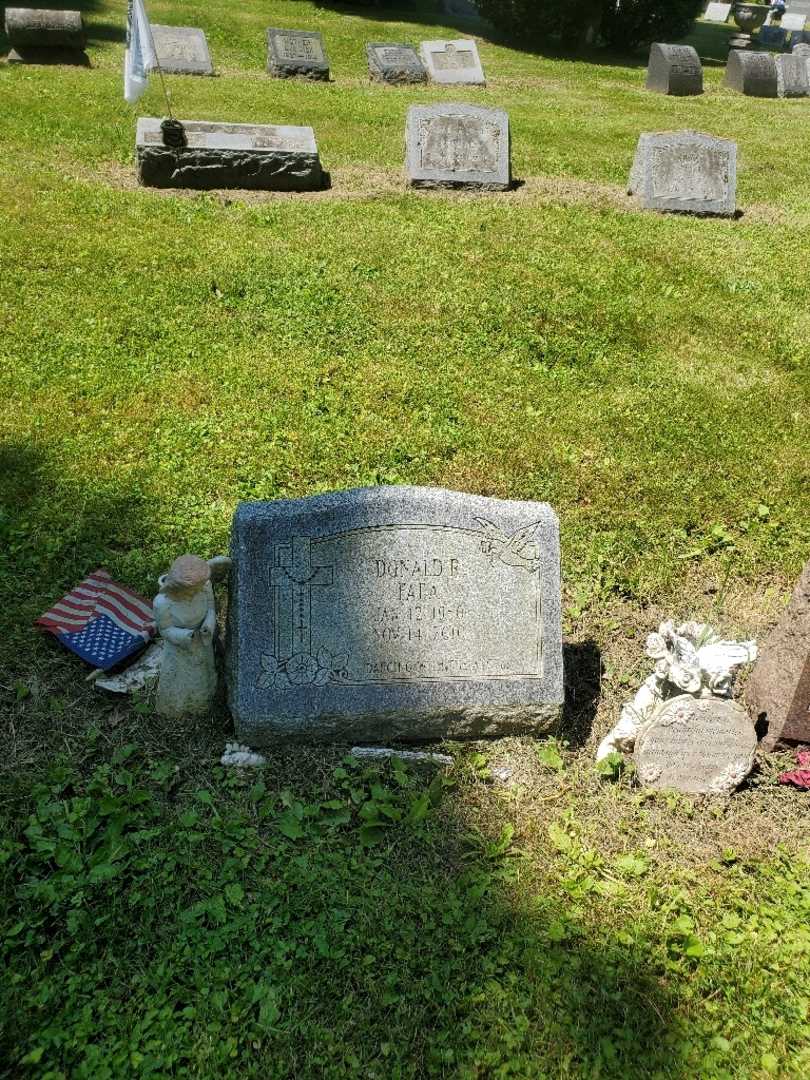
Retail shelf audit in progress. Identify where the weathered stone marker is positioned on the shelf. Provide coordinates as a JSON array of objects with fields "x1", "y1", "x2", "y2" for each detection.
[
  {"x1": 629, "y1": 130, "x2": 736, "y2": 217},
  {"x1": 420, "y1": 39, "x2": 486, "y2": 85},
  {"x1": 266, "y1": 27, "x2": 329, "y2": 80},
  {"x1": 704, "y1": 2, "x2": 732, "y2": 21},
  {"x1": 366, "y1": 42, "x2": 427, "y2": 84},
  {"x1": 136, "y1": 118, "x2": 325, "y2": 191},
  {"x1": 775, "y1": 53, "x2": 809, "y2": 97},
  {"x1": 724, "y1": 50, "x2": 778, "y2": 96},
  {"x1": 749, "y1": 560, "x2": 810, "y2": 750},
  {"x1": 227, "y1": 487, "x2": 563, "y2": 744},
  {"x1": 151, "y1": 25, "x2": 214, "y2": 76},
  {"x1": 406, "y1": 104, "x2": 511, "y2": 190},
  {"x1": 646, "y1": 43, "x2": 703, "y2": 95},
  {"x1": 635, "y1": 695, "x2": 757, "y2": 796},
  {"x1": 4, "y1": 7, "x2": 87, "y2": 63}
]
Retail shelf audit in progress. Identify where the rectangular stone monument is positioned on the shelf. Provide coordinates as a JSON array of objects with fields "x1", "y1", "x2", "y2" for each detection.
[
  {"x1": 759, "y1": 24, "x2": 787, "y2": 47},
  {"x1": 4, "y1": 7, "x2": 87, "y2": 63},
  {"x1": 266, "y1": 28, "x2": 329, "y2": 80},
  {"x1": 703, "y1": 2, "x2": 732, "y2": 21},
  {"x1": 776, "y1": 52, "x2": 810, "y2": 94},
  {"x1": 724, "y1": 50, "x2": 778, "y2": 95},
  {"x1": 227, "y1": 487, "x2": 563, "y2": 744},
  {"x1": 646, "y1": 43, "x2": 703, "y2": 95},
  {"x1": 419, "y1": 39, "x2": 486, "y2": 85},
  {"x1": 366, "y1": 42, "x2": 427, "y2": 84},
  {"x1": 135, "y1": 118, "x2": 325, "y2": 191},
  {"x1": 782, "y1": 12, "x2": 807, "y2": 32},
  {"x1": 151, "y1": 25, "x2": 214, "y2": 76},
  {"x1": 406, "y1": 104, "x2": 510, "y2": 190},
  {"x1": 629, "y1": 130, "x2": 736, "y2": 217}
]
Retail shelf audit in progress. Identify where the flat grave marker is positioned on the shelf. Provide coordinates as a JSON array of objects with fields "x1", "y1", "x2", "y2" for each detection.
[
  {"x1": 366, "y1": 42, "x2": 427, "y2": 84},
  {"x1": 136, "y1": 118, "x2": 325, "y2": 191},
  {"x1": 406, "y1": 104, "x2": 510, "y2": 190},
  {"x1": 266, "y1": 27, "x2": 329, "y2": 80},
  {"x1": 227, "y1": 486, "x2": 563, "y2": 744},
  {"x1": 704, "y1": 3, "x2": 732, "y2": 21},
  {"x1": 151, "y1": 25, "x2": 214, "y2": 76},
  {"x1": 420, "y1": 39, "x2": 486, "y2": 84},
  {"x1": 628, "y1": 130, "x2": 736, "y2": 217}
]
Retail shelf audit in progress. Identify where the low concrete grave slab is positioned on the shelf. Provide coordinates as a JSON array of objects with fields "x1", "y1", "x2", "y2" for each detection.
[
  {"x1": 366, "y1": 42, "x2": 427, "y2": 84},
  {"x1": 4, "y1": 7, "x2": 87, "y2": 63},
  {"x1": 406, "y1": 104, "x2": 510, "y2": 190},
  {"x1": 136, "y1": 118, "x2": 325, "y2": 191},
  {"x1": 266, "y1": 27, "x2": 329, "y2": 80},
  {"x1": 226, "y1": 486, "x2": 563, "y2": 744},
  {"x1": 646, "y1": 42, "x2": 703, "y2": 95},
  {"x1": 419, "y1": 39, "x2": 485, "y2": 84},
  {"x1": 628, "y1": 130, "x2": 736, "y2": 217},
  {"x1": 776, "y1": 51, "x2": 810, "y2": 94},
  {"x1": 724, "y1": 49, "x2": 778, "y2": 95},
  {"x1": 151, "y1": 25, "x2": 214, "y2": 76}
]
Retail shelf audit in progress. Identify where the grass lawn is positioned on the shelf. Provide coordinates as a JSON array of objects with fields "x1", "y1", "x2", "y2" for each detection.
[{"x1": 1, "y1": 2, "x2": 809, "y2": 1076}]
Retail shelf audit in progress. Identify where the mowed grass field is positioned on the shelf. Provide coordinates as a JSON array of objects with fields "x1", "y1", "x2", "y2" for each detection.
[{"x1": 1, "y1": 3, "x2": 810, "y2": 1077}]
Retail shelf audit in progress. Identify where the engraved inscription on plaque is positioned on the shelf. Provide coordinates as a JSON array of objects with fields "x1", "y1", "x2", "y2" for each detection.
[
  {"x1": 433, "y1": 44, "x2": 476, "y2": 71},
  {"x1": 635, "y1": 696, "x2": 756, "y2": 795},
  {"x1": 650, "y1": 146, "x2": 726, "y2": 203},
  {"x1": 257, "y1": 520, "x2": 544, "y2": 692},
  {"x1": 377, "y1": 46, "x2": 412, "y2": 64},
  {"x1": 419, "y1": 116, "x2": 499, "y2": 173},
  {"x1": 277, "y1": 34, "x2": 324, "y2": 62}
]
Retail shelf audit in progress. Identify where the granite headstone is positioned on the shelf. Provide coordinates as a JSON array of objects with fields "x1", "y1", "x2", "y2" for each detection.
[
  {"x1": 704, "y1": 2, "x2": 732, "y2": 21},
  {"x1": 646, "y1": 43, "x2": 703, "y2": 95},
  {"x1": 748, "y1": 560, "x2": 810, "y2": 749},
  {"x1": 793, "y1": 41, "x2": 810, "y2": 55},
  {"x1": 406, "y1": 104, "x2": 511, "y2": 190},
  {"x1": 151, "y1": 25, "x2": 214, "y2": 76},
  {"x1": 781, "y1": 12, "x2": 807, "y2": 32},
  {"x1": 634, "y1": 695, "x2": 757, "y2": 796},
  {"x1": 775, "y1": 51, "x2": 810, "y2": 94},
  {"x1": 366, "y1": 42, "x2": 427, "y2": 84},
  {"x1": 4, "y1": 7, "x2": 87, "y2": 63},
  {"x1": 266, "y1": 28, "x2": 329, "y2": 80},
  {"x1": 420, "y1": 39, "x2": 486, "y2": 85},
  {"x1": 227, "y1": 486, "x2": 563, "y2": 744},
  {"x1": 628, "y1": 130, "x2": 736, "y2": 217},
  {"x1": 724, "y1": 49, "x2": 778, "y2": 95},
  {"x1": 136, "y1": 118, "x2": 325, "y2": 191},
  {"x1": 759, "y1": 24, "x2": 786, "y2": 47}
]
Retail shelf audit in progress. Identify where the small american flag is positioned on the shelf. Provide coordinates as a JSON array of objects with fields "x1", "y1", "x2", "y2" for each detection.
[{"x1": 37, "y1": 569, "x2": 156, "y2": 670}]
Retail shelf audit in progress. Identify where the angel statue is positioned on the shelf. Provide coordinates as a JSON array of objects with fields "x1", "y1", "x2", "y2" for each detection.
[
  {"x1": 596, "y1": 621, "x2": 757, "y2": 762},
  {"x1": 153, "y1": 554, "x2": 231, "y2": 718}
]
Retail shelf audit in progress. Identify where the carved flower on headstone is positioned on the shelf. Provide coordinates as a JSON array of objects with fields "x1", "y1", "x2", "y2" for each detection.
[{"x1": 286, "y1": 652, "x2": 319, "y2": 686}]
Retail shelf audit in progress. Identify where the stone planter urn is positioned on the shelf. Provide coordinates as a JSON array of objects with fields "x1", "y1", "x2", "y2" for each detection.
[{"x1": 733, "y1": 3, "x2": 770, "y2": 33}]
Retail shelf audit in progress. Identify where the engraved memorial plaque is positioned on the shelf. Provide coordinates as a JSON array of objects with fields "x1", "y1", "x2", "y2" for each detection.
[
  {"x1": 366, "y1": 42, "x2": 427, "y2": 84},
  {"x1": 419, "y1": 39, "x2": 486, "y2": 85},
  {"x1": 634, "y1": 696, "x2": 757, "y2": 796},
  {"x1": 151, "y1": 25, "x2": 214, "y2": 76},
  {"x1": 266, "y1": 28, "x2": 329, "y2": 80},
  {"x1": 406, "y1": 104, "x2": 511, "y2": 191},
  {"x1": 628, "y1": 130, "x2": 736, "y2": 217},
  {"x1": 227, "y1": 487, "x2": 563, "y2": 743},
  {"x1": 645, "y1": 43, "x2": 703, "y2": 96}
]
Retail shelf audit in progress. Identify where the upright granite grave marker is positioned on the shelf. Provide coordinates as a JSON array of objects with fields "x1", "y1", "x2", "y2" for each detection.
[
  {"x1": 227, "y1": 487, "x2": 563, "y2": 744},
  {"x1": 4, "y1": 7, "x2": 87, "y2": 63},
  {"x1": 136, "y1": 118, "x2": 325, "y2": 191},
  {"x1": 775, "y1": 52, "x2": 810, "y2": 94},
  {"x1": 420, "y1": 39, "x2": 486, "y2": 85},
  {"x1": 151, "y1": 25, "x2": 214, "y2": 76},
  {"x1": 781, "y1": 12, "x2": 808, "y2": 33},
  {"x1": 366, "y1": 42, "x2": 427, "y2": 84},
  {"x1": 749, "y1": 560, "x2": 810, "y2": 749},
  {"x1": 724, "y1": 50, "x2": 778, "y2": 95},
  {"x1": 646, "y1": 43, "x2": 703, "y2": 95},
  {"x1": 634, "y1": 695, "x2": 757, "y2": 796},
  {"x1": 406, "y1": 104, "x2": 511, "y2": 190},
  {"x1": 704, "y1": 2, "x2": 732, "y2": 21},
  {"x1": 266, "y1": 28, "x2": 329, "y2": 80},
  {"x1": 628, "y1": 130, "x2": 736, "y2": 217}
]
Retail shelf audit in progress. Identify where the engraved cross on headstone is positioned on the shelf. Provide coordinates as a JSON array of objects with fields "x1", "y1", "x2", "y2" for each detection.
[{"x1": 270, "y1": 537, "x2": 333, "y2": 660}]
